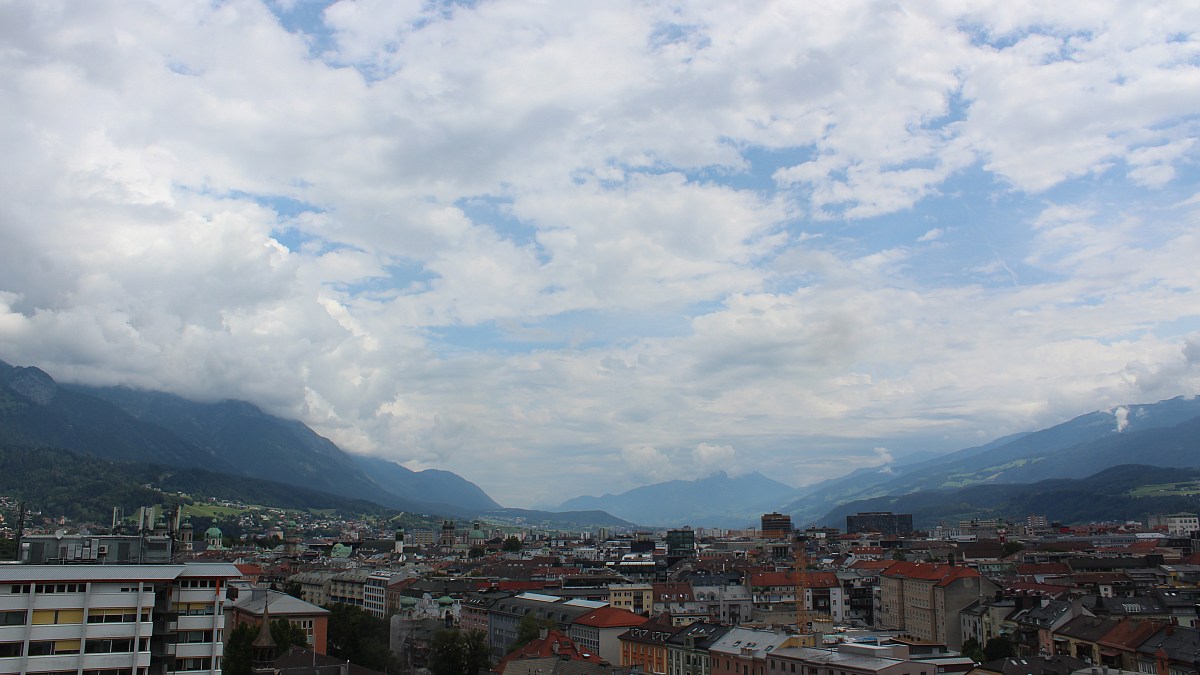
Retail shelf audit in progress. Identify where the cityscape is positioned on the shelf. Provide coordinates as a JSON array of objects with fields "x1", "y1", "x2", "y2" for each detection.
[{"x1": 3, "y1": 2, "x2": 1200, "y2": 675}]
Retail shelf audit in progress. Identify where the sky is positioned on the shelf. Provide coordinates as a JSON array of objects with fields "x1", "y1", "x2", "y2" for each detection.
[{"x1": 1, "y1": 1, "x2": 1200, "y2": 509}]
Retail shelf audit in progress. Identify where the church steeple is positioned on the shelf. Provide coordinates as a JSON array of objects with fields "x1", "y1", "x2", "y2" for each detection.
[{"x1": 251, "y1": 592, "x2": 277, "y2": 672}]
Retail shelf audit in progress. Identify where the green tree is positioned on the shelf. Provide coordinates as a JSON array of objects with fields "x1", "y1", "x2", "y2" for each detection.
[
  {"x1": 961, "y1": 637, "x2": 984, "y2": 663},
  {"x1": 983, "y1": 635, "x2": 1015, "y2": 661},
  {"x1": 223, "y1": 621, "x2": 257, "y2": 675},
  {"x1": 222, "y1": 618, "x2": 309, "y2": 674},
  {"x1": 502, "y1": 536, "x2": 522, "y2": 552},
  {"x1": 429, "y1": 629, "x2": 491, "y2": 675},
  {"x1": 326, "y1": 603, "x2": 397, "y2": 672},
  {"x1": 1001, "y1": 541, "x2": 1025, "y2": 557},
  {"x1": 0, "y1": 537, "x2": 15, "y2": 561},
  {"x1": 508, "y1": 615, "x2": 556, "y2": 653},
  {"x1": 270, "y1": 618, "x2": 310, "y2": 652}
]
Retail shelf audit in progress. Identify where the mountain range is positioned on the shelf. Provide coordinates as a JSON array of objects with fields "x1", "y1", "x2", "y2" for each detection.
[
  {"x1": 0, "y1": 360, "x2": 631, "y2": 529},
  {"x1": 789, "y1": 396, "x2": 1200, "y2": 526},
  {"x1": 556, "y1": 471, "x2": 797, "y2": 528},
  {"x1": 3, "y1": 358, "x2": 1198, "y2": 530}
]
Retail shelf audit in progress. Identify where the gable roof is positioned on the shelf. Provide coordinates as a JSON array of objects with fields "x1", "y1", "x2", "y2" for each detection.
[{"x1": 573, "y1": 606, "x2": 647, "y2": 629}]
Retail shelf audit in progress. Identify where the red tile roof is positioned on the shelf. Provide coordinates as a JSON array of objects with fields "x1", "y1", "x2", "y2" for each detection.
[
  {"x1": 880, "y1": 561, "x2": 981, "y2": 586},
  {"x1": 497, "y1": 629, "x2": 602, "y2": 672},
  {"x1": 573, "y1": 606, "x2": 647, "y2": 628},
  {"x1": 750, "y1": 571, "x2": 840, "y2": 588}
]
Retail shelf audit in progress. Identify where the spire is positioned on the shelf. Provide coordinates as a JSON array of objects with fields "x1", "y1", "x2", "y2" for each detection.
[{"x1": 251, "y1": 592, "x2": 277, "y2": 671}]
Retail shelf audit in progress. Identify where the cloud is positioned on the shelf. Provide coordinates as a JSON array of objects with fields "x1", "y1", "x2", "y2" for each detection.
[{"x1": 1, "y1": 1, "x2": 1199, "y2": 507}]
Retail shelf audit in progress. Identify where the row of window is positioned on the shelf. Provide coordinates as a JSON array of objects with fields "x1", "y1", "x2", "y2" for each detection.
[
  {"x1": 177, "y1": 579, "x2": 216, "y2": 589},
  {"x1": 173, "y1": 602, "x2": 215, "y2": 616},
  {"x1": 0, "y1": 608, "x2": 151, "y2": 625},
  {"x1": 0, "y1": 637, "x2": 149, "y2": 657},
  {"x1": 170, "y1": 656, "x2": 214, "y2": 672},
  {"x1": 9, "y1": 583, "x2": 89, "y2": 594},
  {"x1": 29, "y1": 671, "x2": 139, "y2": 675}
]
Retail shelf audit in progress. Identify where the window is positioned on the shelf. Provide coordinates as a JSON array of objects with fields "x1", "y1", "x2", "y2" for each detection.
[
  {"x1": 85, "y1": 638, "x2": 135, "y2": 654},
  {"x1": 0, "y1": 610, "x2": 25, "y2": 626},
  {"x1": 173, "y1": 602, "x2": 214, "y2": 616},
  {"x1": 172, "y1": 656, "x2": 213, "y2": 672},
  {"x1": 28, "y1": 640, "x2": 81, "y2": 656},
  {"x1": 0, "y1": 642, "x2": 24, "y2": 658},
  {"x1": 88, "y1": 609, "x2": 144, "y2": 623},
  {"x1": 9, "y1": 585, "x2": 30, "y2": 594},
  {"x1": 176, "y1": 631, "x2": 213, "y2": 644},
  {"x1": 35, "y1": 583, "x2": 85, "y2": 594},
  {"x1": 32, "y1": 609, "x2": 84, "y2": 625}
]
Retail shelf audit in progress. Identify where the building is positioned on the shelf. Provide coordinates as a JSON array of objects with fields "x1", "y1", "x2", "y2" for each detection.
[
  {"x1": 0, "y1": 562, "x2": 240, "y2": 675},
  {"x1": 619, "y1": 614, "x2": 681, "y2": 675},
  {"x1": 877, "y1": 561, "x2": 998, "y2": 649},
  {"x1": 761, "y1": 513, "x2": 793, "y2": 539},
  {"x1": 1148, "y1": 513, "x2": 1200, "y2": 537},
  {"x1": 18, "y1": 533, "x2": 175, "y2": 565},
  {"x1": 847, "y1": 513, "x2": 914, "y2": 537},
  {"x1": 610, "y1": 583, "x2": 655, "y2": 615},
  {"x1": 665, "y1": 621, "x2": 729, "y2": 675},
  {"x1": 225, "y1": 588, "x2": 331, "y2": 655},
  {"x1": 667, "y1": 529, "x2": 697, "y2": 560},
  {"x1": 569, "y1": 606, "x2": 647, "y2": 665}
]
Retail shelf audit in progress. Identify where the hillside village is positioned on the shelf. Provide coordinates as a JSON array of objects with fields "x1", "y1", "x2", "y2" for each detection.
[{"x1": 3, "y1": 502, "x2": 1199, "y2": 675}]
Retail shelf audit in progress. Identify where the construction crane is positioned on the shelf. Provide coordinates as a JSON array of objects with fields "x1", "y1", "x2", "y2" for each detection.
[{"x1": 794, "y1": 536, "x2": 832, "y2": 646}]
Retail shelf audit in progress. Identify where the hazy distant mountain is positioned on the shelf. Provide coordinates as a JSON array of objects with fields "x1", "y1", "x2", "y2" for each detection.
[
  {"x1": 557, "y1": 471, "x2": 797, "y2": 528},
  {"x1": 352, "y1": 454, "x2": 501, "y2": 513},
  {"x1": 783, "y1": 396, "x2": 1200, "y2": 523},
  {"x1": 0, "y1": 361, "x2": 236, "y2": 472},
  {"x1": 818, "y1": 463, "x2": 1200, "y2": 528}
]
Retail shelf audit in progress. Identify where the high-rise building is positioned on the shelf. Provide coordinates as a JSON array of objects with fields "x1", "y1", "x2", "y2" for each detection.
[
  {"x1": 0, "y1": 562, "x2": 241, "y2": 674},
  {"x1": 760, "y1": 513, "x2": 793, "y2": 538},
  {"x1": 666, "y1": 528, "x2": 696, "y2": 558},
  {"x1": 845, "y1": 512, "x2": 913, "y2": 537}
]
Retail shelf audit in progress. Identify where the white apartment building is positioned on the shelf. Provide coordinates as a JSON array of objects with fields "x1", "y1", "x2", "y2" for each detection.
[{"x1": 0, "y1": 563, "x2": 241, "y2": 675}]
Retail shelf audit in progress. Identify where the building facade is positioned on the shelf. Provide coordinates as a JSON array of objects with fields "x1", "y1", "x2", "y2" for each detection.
[{"x1": 0, "y1": 563, "x2": 240, "y2": 675}]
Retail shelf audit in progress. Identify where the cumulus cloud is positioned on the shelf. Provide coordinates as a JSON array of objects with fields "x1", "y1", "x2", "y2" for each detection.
[{"x1": 1, "y1": 1, "x2": 1199, "y2": 506}]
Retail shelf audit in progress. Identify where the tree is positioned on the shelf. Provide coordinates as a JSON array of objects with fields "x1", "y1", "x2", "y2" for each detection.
[
  {"x1": 222, "y1": 618, "x2": 309, "y2": 674},
  {"x1": 1001, "y1": 541, "x2": 1025, "y2": 557},
  {"x1": 222, "y1": 621, "x2": 257, "y2": 675},
  {"x1": 961, "y1": 637, "x2": 984, "y2": 663},
  {"x1": 508, "y1": 615, "x2": 557, "y2": 653},
  {"x1": 502, "y1": 536, "x2": 522, "y2": 552},
  {"x1": 429, "y1": 629, "x2": 491, "y2": 675},
  {"x1": 326, "y1": 603, "x2": 398, "y2": 672},
  {"x1": 270, "y1": 618, "x2": 309, "y2": 652},
  {"x1": 983, "y1": 635, "x2": 1015, "y2": 661}
]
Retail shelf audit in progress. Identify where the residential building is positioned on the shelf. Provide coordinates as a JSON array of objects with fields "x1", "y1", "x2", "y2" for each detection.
[
  {"x1": 569, "y1": 606, "x2": 647, "y2": 665},
  {"x1": 767, "y1": 643, "x2": 939, "y2": 675},
  {"x1": 1148, "y1": 514, "x2": 1199, "y2": 537},
  {"x1": 611, "y1": 583, "x2": 655, "y2": 615},
  {"x1": 707, "y1": 627, "x2": 792, "y2": 675},
  {"x1": 225, "y1": 588, "x2": 331, "y2": 655},
  {"x1": 666, "y1": 621, "x2": 729, "y2": 675},
  {"x1": 0, "y1": 562, "x2": 240, "y2": 675},
  {"x1": 620, "y1": 614, "x2": 681, "y2": 675},
  {"x1": 877, "y1": 561, "x2": 999, "y2": 649}
]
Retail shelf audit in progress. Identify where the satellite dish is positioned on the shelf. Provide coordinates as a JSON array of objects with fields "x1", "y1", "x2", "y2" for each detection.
[{"x1": 55, "y1": 529, "x2": 66, "y2": 539}]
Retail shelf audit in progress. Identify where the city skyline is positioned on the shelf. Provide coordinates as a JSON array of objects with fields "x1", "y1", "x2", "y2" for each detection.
[{"x1": 1, "y1": 2, "x2": 1199, "y2": 507}]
